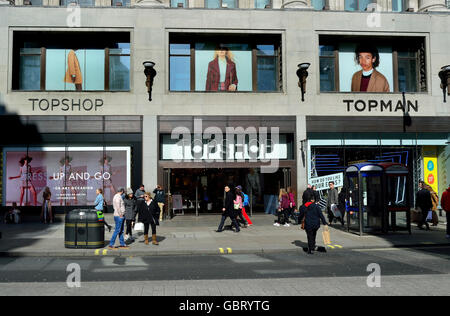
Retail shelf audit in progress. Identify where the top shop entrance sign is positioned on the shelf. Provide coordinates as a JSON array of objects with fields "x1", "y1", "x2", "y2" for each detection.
[{"x1": 29, "y1": 98, "x2": 104, "y2": 112}]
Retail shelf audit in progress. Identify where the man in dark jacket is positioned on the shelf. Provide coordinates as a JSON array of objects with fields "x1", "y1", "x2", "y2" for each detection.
[
  {"x1": 298, "y1": 196, "x2": 328, "y2": 254},
  {"x1": 416, "y1": 180, "x2": 432, "y2": 230},
  {"x1": 327, "y1": 181, "x2": 339, "y2": 225},
  {"x1": 216, "y1": 185, "x2": 240, "y2": 233},
  {"x1": 153, "y1": 185, "x2": 165, "y2": 222}
]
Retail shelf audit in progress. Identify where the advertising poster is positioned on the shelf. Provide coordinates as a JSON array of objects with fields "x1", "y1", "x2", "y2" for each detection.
[
  {"x1": 423, "y1": 146, "x2": 439, "y2": 194},
  {"x1": 4, "y1": 147, "x2": 130, "y2": 207},
  {"x1": 309, "y1": 173, "x2": 344, "y2": 191},
  {"x1": 195, "y1": 43, "x2": 252, "y2": 92},
  {"x1": 339, "y1": 43, "x2": 393, "y2": 93},
  {"x1": 45, "y1": 49, "x2": 105, "y2": 91}
]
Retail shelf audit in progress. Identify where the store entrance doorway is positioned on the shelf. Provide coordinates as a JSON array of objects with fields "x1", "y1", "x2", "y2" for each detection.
[{"x1": 164, "y1": 168, "x2": 292, "y2": 216}]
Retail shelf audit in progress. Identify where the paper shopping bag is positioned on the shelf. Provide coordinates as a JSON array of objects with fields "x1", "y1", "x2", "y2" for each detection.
[{"x1": 322, "y1": 226, "x2": 331, "y2": 245}]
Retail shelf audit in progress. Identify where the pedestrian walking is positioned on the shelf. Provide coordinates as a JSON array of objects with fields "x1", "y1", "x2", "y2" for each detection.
[
  {"x1": 416, "y1": 180, "x2": 432, "y2": 231},
  {"x1": 327, "y1": 181, "x2": 339, "y2": 225},
  {"x1": 312, "y1": 185, "x2": 320, "y2": 204},
  {"x1": 424, "y1": 184, "x2": 439, "y2": 226},
  {"x1": 337, "y1": 187, "x2": 349, "y2": 226},
  {"x1": 216, "y1": 185, "x2": 240, "y2": 233},
  {"x1": 108, "y1": 188, "x2": 129, "y2": 249},
  {"x1": 135, "y1": 184, "x2": 146, "y2": 201},
  {"x1": 153, "y1": 185, "x2": 165, "y2": 222},
  {"x1": 94, "y1": 188, "x2": 112, "y2": 232},
  {"x1": 298, "y1": 195, "x2": 328, "y2": 254},
  {"x1": 276, "y1": 188, "x2": 291, "y2": 227},
  {"x1": 235, "y1": 186, "x2": 248, "y2": 227},
  {"x1": 137, "y1": 192, "x2": 160, "y2": 245},
  {"x1": 241, "y1": 189, "x2": 253, "y2": 226},
  {"x1": 4, "y1": 202, "x2": 21, "y2": 224},
  {"x1": 302, "y1": 184, "x2": 314, "y2": 205},
  {"x1": 287, "y1": 186, "x2": 297, "y2": 214},
  {"x1": 440, "y1": 184, "x2": 450, "y2": 238},
  {"x1": 41, "y1": 187, "x2": 53, "y2": 224},
  {"x1": 124, "y1": 188, "x2": 137, "y2": 242}
]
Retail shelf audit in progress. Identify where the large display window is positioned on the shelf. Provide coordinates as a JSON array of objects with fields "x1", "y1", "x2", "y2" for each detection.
[
  {"x1": 12, "y1": 31, "x2": 130, "y2": 92},
  {"x1": 3, "y1": 147, "x2": 130, "y2": 207},
  {"x1": 169, "y1": 33, "x2": 282, "y2": 92},
  {"x1": 319, "y1": 35, "x2": 427, "y2": 93}
]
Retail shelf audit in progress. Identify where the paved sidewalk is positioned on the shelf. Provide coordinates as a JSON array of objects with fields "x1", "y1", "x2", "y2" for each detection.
[{"x1": 0, "y1": 213, "x2": 448, "y2": 257}]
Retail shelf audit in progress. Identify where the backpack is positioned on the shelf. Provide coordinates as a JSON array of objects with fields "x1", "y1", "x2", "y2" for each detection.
[{"x1": 243, "y1": 193, "x2": 249, "y2": 207}]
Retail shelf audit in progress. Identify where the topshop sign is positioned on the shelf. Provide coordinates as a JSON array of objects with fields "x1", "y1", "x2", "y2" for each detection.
[
  {"x1": 166, "y1": 119, "x2": 283, "y2": 173},
  {"x1": 29, "y1": 98, "x2": 104, "y2": 112}
]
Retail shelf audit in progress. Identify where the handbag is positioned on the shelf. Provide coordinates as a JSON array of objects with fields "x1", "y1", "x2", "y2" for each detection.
[
  {"x1": 134, "y1": 222, "x2": 144, "y2": 232},
  {"x1": 322, "y1": 226, "x2": 331, "y2": 245},
  {"x1": 426, "y1": 210, "x2": 433, "y2": 222}
]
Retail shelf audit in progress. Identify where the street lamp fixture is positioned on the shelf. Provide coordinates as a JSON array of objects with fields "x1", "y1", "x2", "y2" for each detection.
[
  {"x1": 297, "y1": 63, "x2": 310, "y2": 102},
  {"x1": 438, "y1": 65, "x2": 450, "y2": 103},
  {"x1": 143, "y1": 61, "x2": 157, "y2": 102}
]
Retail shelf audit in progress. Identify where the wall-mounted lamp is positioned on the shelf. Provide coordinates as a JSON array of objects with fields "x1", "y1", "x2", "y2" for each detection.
[
  {"x1": 143, "y1": 61, "x2": 157, "y2": 102},
  {"x1": 438, "y1": 65, "x2": 450, "y2": 103},
  {"x1": 296, "y1": 63, "x2": 310, "y2": 102}
]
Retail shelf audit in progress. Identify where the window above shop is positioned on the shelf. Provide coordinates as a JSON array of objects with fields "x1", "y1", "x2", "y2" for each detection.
[
  {"x1": 169, "y1": 33, "x2": 282, "y2": 93},
  {"x1": 319, "y1": 35, "x2": 427, "y2": 93},
  {"x1": 12, "y1": 31, "x2": 131, "y2": 92}
]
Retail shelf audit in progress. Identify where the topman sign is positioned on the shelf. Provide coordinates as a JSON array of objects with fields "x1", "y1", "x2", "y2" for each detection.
[{"x1": 344, "y1": 99, "x2": 419, "y2": 113}]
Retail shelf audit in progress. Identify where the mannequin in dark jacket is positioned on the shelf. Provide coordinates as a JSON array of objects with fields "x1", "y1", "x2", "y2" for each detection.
[
  {"x1": 416, "y1": 181, "x2": 432, "y2": 230},
  {"x1": 216, "y1": 186, "x2": 240, "y2": 232},
  {"x1": 137, "y1": 193, "x2": 160, "y2": 245},
  {"x1": 298, "y1": 196, "x2": 328, "y2": 254}
]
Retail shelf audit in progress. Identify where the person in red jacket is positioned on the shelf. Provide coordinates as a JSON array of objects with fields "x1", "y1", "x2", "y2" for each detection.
[
  {"x1": 205, "y1": 45, "x2": 238, "y2": 92},
  {"x1": 441, "y1": 185, "x2": 450, "y2": 238}
]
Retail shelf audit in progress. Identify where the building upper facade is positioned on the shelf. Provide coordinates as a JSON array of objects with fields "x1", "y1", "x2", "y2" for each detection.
[
  {"x1": 0, "y1": 3, "x2": 449, "y2": 118},
  {"x1": 3, "y1": 0, "x2": 450, "y2": 12}
]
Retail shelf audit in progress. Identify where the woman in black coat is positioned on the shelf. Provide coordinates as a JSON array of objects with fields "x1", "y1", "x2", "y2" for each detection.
[
  {"x1": 137, "y1": 192, "x2": 160, "y2": 245},
  {"x1": 298, "y1": 195, "x2": 328, "y2": 254}
]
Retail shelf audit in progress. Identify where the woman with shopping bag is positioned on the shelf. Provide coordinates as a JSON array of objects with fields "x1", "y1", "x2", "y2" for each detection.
[{"x1": 298, "y1": 195, "x2": 328, "y2": 254}]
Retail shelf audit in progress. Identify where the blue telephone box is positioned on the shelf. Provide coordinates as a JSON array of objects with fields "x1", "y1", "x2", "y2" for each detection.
[{"x1": 345, "y1": 163, "x2": 411, "y2": 236}]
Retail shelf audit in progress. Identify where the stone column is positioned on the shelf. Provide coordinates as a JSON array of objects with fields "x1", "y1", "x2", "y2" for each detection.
[
  {"x1": 418, "y1": 0, "x2": 449, "y2": 11},
  {"x1": 142, "y1": 115, "x2": 159, "y2": 192},
  {"x1": 281, "y1": 0, "x2": 312, "y2": 8},
  {"x1": 296, "y1": 115, "x2": 308, "y2": 206},
  {"x1": 134, "y1": 0, "x2": 166, "y2": 7}
]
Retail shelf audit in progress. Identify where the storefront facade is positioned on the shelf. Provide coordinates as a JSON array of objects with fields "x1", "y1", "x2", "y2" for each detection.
[{"x1": 0, "y1": 4, "x2": 449, "y2": 213}]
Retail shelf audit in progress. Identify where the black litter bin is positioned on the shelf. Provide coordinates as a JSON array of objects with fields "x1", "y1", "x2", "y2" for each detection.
[{"x1": 65, "y1": 209, "x2": 105, "y2": 249}]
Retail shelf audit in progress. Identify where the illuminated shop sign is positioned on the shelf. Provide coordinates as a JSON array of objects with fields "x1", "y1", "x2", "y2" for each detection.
[{"x1": 3, "y1": 147, "x2": 130, "y2": 207}]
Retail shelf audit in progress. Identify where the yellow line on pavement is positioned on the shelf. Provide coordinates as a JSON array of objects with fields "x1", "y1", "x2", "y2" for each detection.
[
  {"x1": 227, "y1": 248, "x2": 232, "y2": 254},
  {"x1": 102, "y1": 249, "x2": 108, "y2": 255},
  {"x1": 334, "y1": 245, "x2": 343, "y2": 249},
  {"x1": 95, "y1": 249, "x2": 100, "y2": 255},
  {"x1": 219, "y1": 248, "x2": 224, "y2": 254},
  {"x1": 327, "y1": 245, "x2": 335, "y2": 249}
]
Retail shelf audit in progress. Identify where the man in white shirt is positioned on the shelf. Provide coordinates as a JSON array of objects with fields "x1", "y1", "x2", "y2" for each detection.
[{"x1": 109, "y1": 188, "x2": 129, "y2": 249}]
